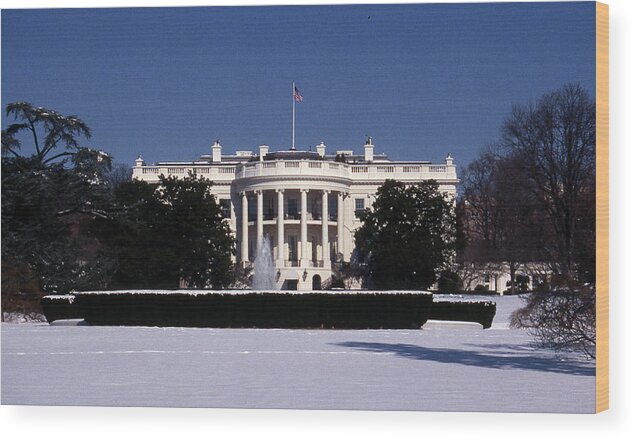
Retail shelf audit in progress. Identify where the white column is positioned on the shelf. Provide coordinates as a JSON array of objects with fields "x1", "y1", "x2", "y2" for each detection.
[
  {"x1": 241, "y1": 191, "x2": 249, "y2": 264},
  {"x1": 300, "y1": 189, "x2": 308, "y2": 267},
  {"x1": 256, "y1": 190, "x2": 263, "y2": 251},
  {"x1": 276, "y1": 189, "x2": 285, "y2": 266},
  {"x1": 337, "y1": 191, "x2": 344, "y2": 261},
  {"x1": 321, "y1": 190, "x2": 330, "y2": 267}
]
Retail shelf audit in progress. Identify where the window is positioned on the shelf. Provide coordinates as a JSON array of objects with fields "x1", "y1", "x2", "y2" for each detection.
[
  {"x1": 248, "y1": 197, "x2": 256, "y2": 221},
  {"x1": 219, "y1": 199, "x2": 231, "y2": 219},
  {"x1": 288, "y1": 235, "x2": 298, "y2": 262},
  {"x1": 287, "y1": 198, "x2": 298, "y2": 219},
  {"x1": 328, "y1": 196, "x2": 337, "y2": 220},
  {"x1": 355, "y1": 198, "x2": 365, "y2": 217},
  {"x1": 265, "y1": 198, "x2": 275, "y2": 220}
]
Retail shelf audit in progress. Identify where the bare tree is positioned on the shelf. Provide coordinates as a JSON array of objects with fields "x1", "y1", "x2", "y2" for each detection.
[
  {"x1": 511, "y1": 287, "x2": 596, "y2": 358},
  {"x1": 459, "y1": 150, "x2": 544, "y2": 294},
  {"x1": 502, "y1": 83, "x2": 596, "y2": 281},
  {"x1": 500, "y1": 84, "x2": 596, "y2": 357}
]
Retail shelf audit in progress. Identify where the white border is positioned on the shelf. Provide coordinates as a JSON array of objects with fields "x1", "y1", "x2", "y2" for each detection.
[{"x1": 1, "y1": 0, "x2": 633, "y2": 438}]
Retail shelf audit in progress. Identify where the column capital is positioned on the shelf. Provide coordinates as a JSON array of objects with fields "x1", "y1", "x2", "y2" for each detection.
[
  {"x1": 240, "y1": 191, "x2": 248, "y2": 197},
  {"x1": 255, "y1": 189, "x2": 263, "y2": 195},
  {"x1": 322, "y1": 189, "x2": 331, "y2": 195},
  {"x1": 300, "y1": 188, "x2": 310, "y2": 193},
  {"x1": 275, "y1": 188, "x2": 285, "y2": 193}
]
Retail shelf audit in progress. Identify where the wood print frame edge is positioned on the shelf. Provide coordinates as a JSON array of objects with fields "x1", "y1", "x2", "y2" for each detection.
[{"x1": 595, "y1": 0, "x2": 609, "y2": 414}]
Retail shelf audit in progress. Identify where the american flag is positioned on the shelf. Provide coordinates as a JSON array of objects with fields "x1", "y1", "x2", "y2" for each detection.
[{"x1": 293, "y1": 86, "x2": 304, "y2": 103}]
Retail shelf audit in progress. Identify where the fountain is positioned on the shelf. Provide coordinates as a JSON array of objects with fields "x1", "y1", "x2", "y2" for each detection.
[
  {"x1": 252, "y1": 235, "x2": 277, "y2": 290},
  {"x1": 39, "y1": 235, "x2": 493, "y2": 329}
]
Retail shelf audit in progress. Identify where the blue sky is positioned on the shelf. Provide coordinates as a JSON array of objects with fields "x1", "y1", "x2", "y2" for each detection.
[{"x1": 1, "y1": 2, "x2": 596, "y2": 168}]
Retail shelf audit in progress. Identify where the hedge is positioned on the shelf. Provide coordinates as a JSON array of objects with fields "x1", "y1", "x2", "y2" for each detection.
[
  {"x1": 40, "y1": 291, "x2": 498, "y2": 330},
  {"x1": 40, "y1": 295, "x2": 82, "y2": 323},
  {"x1": 430, "y1": 300, "x2": 497, "y2": 329},
  {"x1": 70, "y1": 290, "x2": 434, "y2": 329}
]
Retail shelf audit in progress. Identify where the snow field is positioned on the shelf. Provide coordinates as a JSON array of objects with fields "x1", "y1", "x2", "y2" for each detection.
[{"x1": 1, "y1": 296, "x2": 595, "y2": 412}]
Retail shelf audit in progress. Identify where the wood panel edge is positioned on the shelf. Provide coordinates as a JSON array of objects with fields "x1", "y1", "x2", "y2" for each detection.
[{"x1": 595, "y1": 0, "x2": 609, "y2": 414}]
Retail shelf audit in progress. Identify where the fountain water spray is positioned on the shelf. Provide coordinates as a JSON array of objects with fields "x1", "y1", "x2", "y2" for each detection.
[{"x1": 252, "y1": 235, "x2": 277, "y2": 290}]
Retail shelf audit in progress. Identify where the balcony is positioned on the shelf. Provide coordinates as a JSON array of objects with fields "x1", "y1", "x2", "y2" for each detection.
[
  {"x1": 237, "y1": 160, "x2": 347, "y2": 180},
  {"x1": 133, "y1": 160, "x2": 458, "y2": 185}
]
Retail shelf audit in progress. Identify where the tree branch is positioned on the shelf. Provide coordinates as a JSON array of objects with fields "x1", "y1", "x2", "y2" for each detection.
[
  {"x1": 42, "y1": 151, "x2": 74, "y2": 165},
  {"x1": 27, "y1": 116, "x2": 42, "y2": 158}
]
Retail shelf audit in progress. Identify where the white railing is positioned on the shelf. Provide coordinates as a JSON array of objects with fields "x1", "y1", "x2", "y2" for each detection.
[
  {"x1": 133, "y1": 165, "x2": 237, "y2": 182},
  {"x1": 238, "y1": 160, "x2": 348, "y2": 180},
  {"x1": 133, "y1": 160, "x2": 457, "y2": 183},
  {"x1": 349, "y1": 164, "x2": 456, "y2": 181}
]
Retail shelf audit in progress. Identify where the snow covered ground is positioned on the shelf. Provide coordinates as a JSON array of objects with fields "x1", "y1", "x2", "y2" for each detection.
[{"x1": 1, "y1": 295, "x2": 595, "y2": 412}]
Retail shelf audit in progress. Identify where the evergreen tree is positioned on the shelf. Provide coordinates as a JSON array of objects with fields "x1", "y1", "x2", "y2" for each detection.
[
  {"x1": 354, "y1": 180, "x2": 457, "y2": 290},
  {"x1": 95, "y1": 174, "x2": 235, "y2": 289}
]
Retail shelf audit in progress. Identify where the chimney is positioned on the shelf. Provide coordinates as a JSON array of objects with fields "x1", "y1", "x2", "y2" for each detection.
[
  {"x1": 212, "y1": 140, "x2": 222, "y2": 163},
  {"x1": 316, "y1": 141, "x2": 326, "y2": 157},
  {"x1": 364, "y1": 136, "x2": 374, "y2": 162},
  {"x1": 134, "y1": 154, "x2": 145, "y2": 167},
  {"x1": 259, "y1": 144, "x2": 269, "y2": 161}
]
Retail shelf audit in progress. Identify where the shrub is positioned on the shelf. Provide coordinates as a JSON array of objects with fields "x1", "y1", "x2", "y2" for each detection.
[
  {"x1": 510, "y1": 288, "x2": 596, "y2": 358},
  {"x1": 437, "y1": 270, "x2": 463, "y2": 293}
]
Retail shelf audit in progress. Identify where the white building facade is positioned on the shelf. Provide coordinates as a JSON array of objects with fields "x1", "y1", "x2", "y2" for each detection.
[{"x1": 132, "y1": 138, "x2": 458, "y2": 290}]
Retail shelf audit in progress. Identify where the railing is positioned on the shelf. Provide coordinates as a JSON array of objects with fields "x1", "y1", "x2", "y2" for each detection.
[
  {"x1": 349, "y1": 164, "x2": 456, "y2": 181},
  {"x1": 237, "y1": 160, "x2": 345, "y2": 180},
  {"x1": 133, "y1": 165, "x2": 237, "y2": 181},
  {"x1": 133, "y1": 160, "x2": 457, "y2": 182},
  {"x1": 249, "y1": 212, "x2": 338, "y2": 222},
  {"x1": 351, "y1": 166, "x2": 368, "y2": 173},
  {"x1": 282, "y1": 260, "x2": 325, "y2": 268}
]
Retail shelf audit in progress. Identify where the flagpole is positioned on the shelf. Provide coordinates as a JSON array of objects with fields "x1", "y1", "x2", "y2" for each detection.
[{"x1": 292, "y1": 81, "x2": 296, "y2": 150}]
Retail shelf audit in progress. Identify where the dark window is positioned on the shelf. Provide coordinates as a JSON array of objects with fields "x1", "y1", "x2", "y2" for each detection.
[
  {"x1": 355, "y1": 198, "x2": 365, "y2": 217},
  {"x1": 219, "y1": 199, "x2": 231, "y2": 219},
  {"x1": 265, "y1": 198, "x2": 275, "y2": 220},
  {"x1": 248, "y1": 197, "x2": 256, "y2": 221},
  {"x1": 328, "y1": 196, "x2": 337, "y2": 220},
  {"x1": 287, "y1": 198, "x2": 298, "y2": 219},
  {"x1": 288, "y1": 235, "x2": 298, "y2": 262}
]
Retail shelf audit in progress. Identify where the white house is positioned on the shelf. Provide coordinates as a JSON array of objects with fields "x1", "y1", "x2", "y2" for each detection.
[{"x1": 132, "y1": 138, "x2": 459, "y2": 290}]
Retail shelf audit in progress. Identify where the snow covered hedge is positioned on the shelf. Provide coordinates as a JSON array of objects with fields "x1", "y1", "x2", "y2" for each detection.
[
  {"x1": 430, "y1": 299, "x2": 497, "y2": 329},
  {"x1": 70, "y1": 290, "x2": 434, "y2": 329},
  {"x1": 40, "y1": 290, "x2": 497, "y2": 329},
  {"x1": 40, "y1": 295, "x2": 82, "y2": 323}
]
